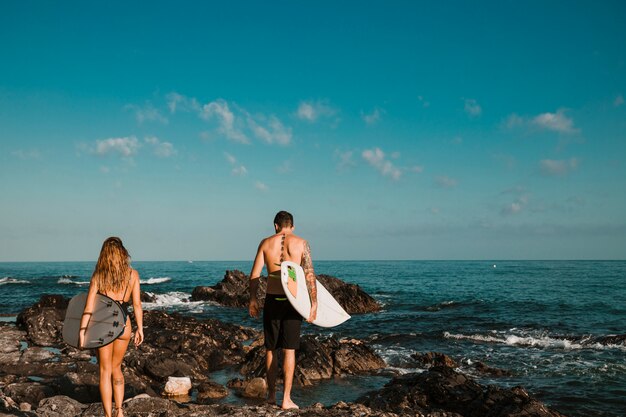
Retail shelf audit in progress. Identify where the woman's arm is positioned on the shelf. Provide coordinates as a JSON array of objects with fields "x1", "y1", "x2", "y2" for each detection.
[
  {"x1": 79, "y1": 276, "x2": 99, "y2": 348},
  {"x1": 131, "y1": 269, "x2": 144, "y2": 346}
]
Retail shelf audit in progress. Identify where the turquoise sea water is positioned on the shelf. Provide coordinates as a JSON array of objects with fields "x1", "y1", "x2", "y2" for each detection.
[{"x1": 1, "y1": 261, "x2": 625, "y2": 416}]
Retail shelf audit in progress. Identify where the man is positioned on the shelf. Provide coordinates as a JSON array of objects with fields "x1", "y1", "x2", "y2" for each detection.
[{"x1": 249, "y1": 211, "x2": 317, "y2": 409}]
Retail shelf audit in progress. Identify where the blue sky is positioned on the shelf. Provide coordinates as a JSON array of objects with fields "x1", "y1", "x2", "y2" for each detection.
[{"x1": 1, "y1": 1, "x2": 625, "y2": 261}]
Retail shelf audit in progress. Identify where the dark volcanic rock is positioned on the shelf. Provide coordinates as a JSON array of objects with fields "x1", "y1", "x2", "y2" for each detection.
[
  {"x1": 359, "y1": 366, "x2": 566, "y2": 417},
  {"x1": 316, "y1": 274, "x2": 381, "y2": 314},
  {"x1": 473, "y1": 361, "x2": 512, "y2": 377},
  {"x1": 241, "y1": 335, "x2": 386, "y2": 386},
  {"x1": 589, "y1": 333, "x2": 626, "y2": 346},
  {"x1": 411, "y1": 351, "x2": 458, "y2": 368},
  {"x1": 191, "y1": 270, "x2": 382, "y2": 314},
  {"x1": 191, "y1": 270, "x2": 267, "y2": 307},
  {"x1": 16, "y1": 295, "x2": 68, "y2": 347},
  {"x1": 197, "y1": 381, "x2": 229, "y2": 402},
  {"x1": 0, "y1": 324, "x2": 25, "y2": 366},
  {"x1": 4, "y1": 382, "x2": 55, "y2": 408},
  {"x1": 36, "y1": 395, "x2": 87, "y2": 417},
  {"x1": 140, "y1": 291, "x2": 157, "y2": 303}
]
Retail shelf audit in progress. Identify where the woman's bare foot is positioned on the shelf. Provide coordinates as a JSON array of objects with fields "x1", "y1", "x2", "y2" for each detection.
[{"x1": 281, "y1": 398, "x2": 299, "y2": 410}]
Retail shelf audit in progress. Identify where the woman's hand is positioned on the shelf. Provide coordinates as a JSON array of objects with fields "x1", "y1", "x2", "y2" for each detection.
[
  {"x1": 78, "y1": 329, "x2": 86, "y2": 349},
  {"x1": 134, "y1": 328, "x2": 144, "y2": 346}
]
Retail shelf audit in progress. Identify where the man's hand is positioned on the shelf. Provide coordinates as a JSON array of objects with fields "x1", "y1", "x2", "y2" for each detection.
[
  {"x1": 249, "y1": 298, "x2": 260, "y2": 318},
  {"x1": 307, "y1": 302, "x2": 318, "y2": 323}
]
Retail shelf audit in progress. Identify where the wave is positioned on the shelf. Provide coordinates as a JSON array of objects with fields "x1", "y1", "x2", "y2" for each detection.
[
  {"x1": 0, "y1": 277, "x2": 30, "y2": 286},
  {"x1": 444, "y1": 331, "x2": 626, "y2": 351},
  {"x1": 140, "y1": 277, "x2": 171, "y2": 285},
  {"x1": 142, "y1": 291, "x2": 207, "y2": 310},
  {"x1": 57, "y1": 277, "x2": 90, "y2": 286}
]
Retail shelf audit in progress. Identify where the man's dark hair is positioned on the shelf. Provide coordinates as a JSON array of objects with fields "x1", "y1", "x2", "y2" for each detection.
[{"x1": 274, "y1": 211, "x2": 294, "y2": 230}]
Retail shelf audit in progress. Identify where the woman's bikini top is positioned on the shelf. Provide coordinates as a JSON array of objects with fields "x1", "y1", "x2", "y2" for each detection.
[{"x1": 98, "y1": 270, "x2": 132, "y2": 318}]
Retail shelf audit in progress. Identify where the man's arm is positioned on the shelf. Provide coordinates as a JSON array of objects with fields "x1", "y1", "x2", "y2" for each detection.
[
  {"x1": 302, "y1": 241, "x2": 317, "y2": 322},
  {"x1": 248, "y1": 241, "x2": 265, "y2": 318}
]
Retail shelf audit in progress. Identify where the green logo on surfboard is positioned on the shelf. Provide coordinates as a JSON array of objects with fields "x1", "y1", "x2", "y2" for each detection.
[{"x1": 288, "y1": 268, "x2": 297, "y2": 282}]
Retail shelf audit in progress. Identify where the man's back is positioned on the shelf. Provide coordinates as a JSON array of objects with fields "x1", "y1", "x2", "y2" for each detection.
[{"x1": 262, "y1": 232, "x2": 306, "y2": 295}]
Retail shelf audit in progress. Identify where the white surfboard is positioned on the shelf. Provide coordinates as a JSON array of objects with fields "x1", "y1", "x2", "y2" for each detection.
[
  {"x1": 62, "y1": 293, "x2": 127, "y2": 349},
  {"x1": 280, "y1": 261, "x2": 351, "y2": 328}
]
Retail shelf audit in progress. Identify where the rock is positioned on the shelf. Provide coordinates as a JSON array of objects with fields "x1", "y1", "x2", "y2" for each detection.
[
  {"x1": 191, "y1": 270, "x2": 382, "y2": 314},
  {"x1": 243, "y1": 377, "x2": 267, "y2": 398},
  {"x1": 411, "y1": 351, "x2": 458, "y2": 368},
  {"x1": 197, "y1": 381, "x2": 229, "y2": 402},
  {"x1": 0, "y1": 324, "x2": 25, "y2": 366},
  {"x1": 1, "y1": 392, "x2": 37, "y2": 417},
  {"x1": 191, "y1": 270, "x2": 267, "y2": 307},
  {"x1": 19, "y1": 402, "x2": 31, "y2": 411},
  {"x1": 36, "y1": 395, "x2": 87, "y2": 417},
  {"x1": 316, "y1": 274, "x2": 382, "y2": 314},
  {"x1": 140, "y1": 291, "x2": 157, "y2": 303},
  {"x1": 163, "y1": 376, "x2": 192, "y2": 397},
  {"x1": 241, "y1": 335, "x2": 386, "y2": 386},
  {"x1": 19, "y1": 347, "x2": 55, "y2": 363},
  {"x1": 4, "y1": 382, "x2": 55, "y2": 408},
  {"x1": 358, "y1": 366, "x2": 566, "y2": 417},
  {"x1": 16, "y1": 295, "x2": 68, "y2": 347},
  {"x1": 589, "y1": 333, "x2": 626, "y2": 346},
  {"x1": 474, "y1": 361, "x2": 512, "y2": 377}
]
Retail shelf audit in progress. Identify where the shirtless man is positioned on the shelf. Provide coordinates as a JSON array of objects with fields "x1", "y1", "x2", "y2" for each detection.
[{"x1": 248, "y1": 211, "x2": 318, "y2": 409}]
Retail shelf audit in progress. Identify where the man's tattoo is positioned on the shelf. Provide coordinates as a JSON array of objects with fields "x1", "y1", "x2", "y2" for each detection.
[{"x1": 302, "y1": 242, "x2": 317, "y2": 303}]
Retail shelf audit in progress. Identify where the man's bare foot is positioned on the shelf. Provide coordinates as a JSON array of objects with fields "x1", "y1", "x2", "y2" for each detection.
[{"x1": 281, "y1": 398, "x2": 299, "y2": 410}]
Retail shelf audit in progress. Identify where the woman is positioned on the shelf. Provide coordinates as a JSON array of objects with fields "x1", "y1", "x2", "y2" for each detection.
[{"x1": 79, "y1": 237, "x2": 144, "y2": 417}]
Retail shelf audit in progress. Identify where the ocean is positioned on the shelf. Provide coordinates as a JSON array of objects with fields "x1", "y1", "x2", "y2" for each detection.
[{"x1": 1, "y1": 260, "x2": 625, "y2": 416}]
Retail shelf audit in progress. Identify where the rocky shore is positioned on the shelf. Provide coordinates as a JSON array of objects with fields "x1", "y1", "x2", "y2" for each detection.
[{"x1": 0, "y1": 270, "x2": 570, "y2": 417}]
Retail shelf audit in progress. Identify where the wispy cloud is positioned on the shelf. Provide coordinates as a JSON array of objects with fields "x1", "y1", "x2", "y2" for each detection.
[
  {"x1": 296, "y1": 100, "x2": 337, "y2": 122},
  {"x1": 125, "y1": 102, "x2": 168, "y2": 125},
  {"x1": 361, "y1": 107, "x2": 383, "y2": 125},
  {"x1": 501, "y1": 194, "x2": 529, "y2": 215},
  {"x1": 463, "y1": 98, "x2": 482, "y2": 117},
  {"x1": 255, "y1": 181, "x2": 268, "y2": 191},
  {"x1": 166, "y1": 92, "x2": 201, "y2": 113},
  {"x1": 362, "y1": 148, "x2": 402, "y2": 181},
  {"x1": 410, "y1": 165, "x2": 424, "y2": 173},
  {"x1": 201, "y1": 100, "x2": 249, "y2": 144},
  {"x1": 334, "y1": 149, "x2": 356, "y2": 171},
  {"x1": 540, "y1": 158, "x2": 579, "y2": 176},
  {"x1": 532, "y1": 109, "x2": 577, "y2": 133},
  {"x1": 246, "y1": 114, "x2": 292, "y2": 145},
  {"x1": 614, "y1": 94, "x2": 624, "y2": 107},
  {"x1": 418, "y1": 95, "x2": 430, "y2": 108},
  {"x1": 95, "y1": 136, "x2": 141, "y2": 157},
  {"x1": 435, "y1": 175, "x2": 458, "y2": 188},
  {"x1": 145, "y1": 136, "x2": 176, "y2": 158},
  {"x1": 224, "y1": 152, "x2": 247, "y2": 176}
]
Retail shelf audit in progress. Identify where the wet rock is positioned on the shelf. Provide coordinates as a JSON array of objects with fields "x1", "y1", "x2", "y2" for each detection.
[
  {"x1": 140, "y1": 291, "x2": 157, "y2": 303},
  {"x1": 197, "y1": 381, "x2": 229, "y2": 402},
  {"x1": 226, "y1": 377, "x2": 267, "y2": 399},
  {"x1": 473, "y1": 361, "x2": 512, "y2": 377},
  {"x1": 191, "y1": 270, "x2": 382, "y2": 314},
  {"x1": 35, "y1": 395, "x2": 87, "y2": 417},
  {"x1": 411, "y1": 351, "x2": 458, "y2": 368},
  {"x1": 16, "y1": 295, "x2": 68, "y2": 347},
  {"x1": 4, "y1": 382, "x2": 55, "y2": 408},
  {"x1": 191, "y1": 270, "x2": 267, "y2": 307},
  {"x1": 590, "y1": 333, "x2": 626, "y2": 346},
  {"x1": 241, "y1": 335, "x2": 386, "y2": 386},
  {"x1": 358, "y1": 366, "x2": 566, "y2": 417}
]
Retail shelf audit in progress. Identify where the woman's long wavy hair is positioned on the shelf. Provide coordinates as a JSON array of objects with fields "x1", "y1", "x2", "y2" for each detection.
[{"x1": 93, "y1": 237, "x2": 131, "y2": 293}]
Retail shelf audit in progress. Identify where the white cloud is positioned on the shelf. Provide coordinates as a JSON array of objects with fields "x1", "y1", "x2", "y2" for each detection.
[
  {"x1": 125, "y1": 102, "x2": 168, "y2": 125},
  {"x1": 501, "y1": 194, "x2": 529, "y2": 215},
  {"x1": 418, "y1": 95, "x2": 430, "y2": 108},
  {"x1": 435, "y1": 175, "x2": 458, "y2": 188},
  {"x1": 463, "y1": 98, "x2": 482, "y2": 117},
  {"x1": 410, "y1": 165, "x2": 424, "y2": 173},
  {"x1": 247, "y1": 114, "x2": 292, "y2": 145},
  {"x1": 296, "y1": 100, "x2": 336, "y2": 122},
  {"x1": 540, "y1": 158, "x2": 579, "y2": 176},
  {"x1": 362, "y1": 148, "x2": 402, "y2": 181},
  {"x1": 201, "y1": 100, "x2": 249, "y2": 144},
  {"x1": 224, "y1": 152, "x2": 247, "y2": 176},
  {"x1": 362, "y1": 108, "x2": 383, "y2": 125},
  {"x1": 255, "y1": 181, "x2": 268, "y2": 191},
  {"x1": 532, "y1": 109, "x2": 577, "y2": 133},
  {"x1": 145, "y1": 136, "x2": 176, "y2": 158},
  {"x1": 166, "y1": 92, "x2": 200, "y2": 113},
  {"x1": 100, "y1": 166, "x2": 110, "y2": 174},
  {"x1": 95, "y1": 136, "x2": 141, "y2": 157},
  {"x1": 614, "y1": 94, "x2": 624, "y2": 107},
  {"x1": 503, "y1": 113, "x2": 524, "y2": 129}
]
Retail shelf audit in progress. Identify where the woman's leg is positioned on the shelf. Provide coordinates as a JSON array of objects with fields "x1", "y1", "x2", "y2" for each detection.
[
  {"x1": 111, "y1": 322, "x2": 131, "y2": 416},
  {"x1": 97, "y1": 344, "x2": 114, "y2": 417}
]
